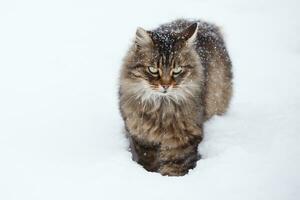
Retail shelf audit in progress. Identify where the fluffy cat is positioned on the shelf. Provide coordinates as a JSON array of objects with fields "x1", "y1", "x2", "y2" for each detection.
[{"x1": 119, "y1": 19, "x2": 232, "y2": 176}]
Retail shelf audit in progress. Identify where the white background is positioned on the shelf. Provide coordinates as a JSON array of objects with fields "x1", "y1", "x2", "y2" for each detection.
[{"x1": 0, "y1": 0, "x2": 299, "y2": 199}]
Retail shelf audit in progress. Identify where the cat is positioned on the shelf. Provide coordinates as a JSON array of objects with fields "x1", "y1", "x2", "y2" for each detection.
[{"x1": 118, "y1": 19, "x2": 232, "y2": 176}]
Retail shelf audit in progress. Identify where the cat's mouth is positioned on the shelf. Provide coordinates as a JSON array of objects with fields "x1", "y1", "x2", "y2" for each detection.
[
  {"x1": 161, "y1": 89, "x2": 168, "y2": 94},
  {"x1": 158, "y1": 85, "x2": 172, "y2": 94}
]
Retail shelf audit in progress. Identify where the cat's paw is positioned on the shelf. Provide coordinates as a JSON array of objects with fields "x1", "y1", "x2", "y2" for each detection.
[{"x1": 159, "y1": 164, "x2": 189, "y2": 176}]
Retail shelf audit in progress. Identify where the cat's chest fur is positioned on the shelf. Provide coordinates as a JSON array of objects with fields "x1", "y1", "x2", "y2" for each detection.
[{"x1": 124, "y1": 99, "x2": 203, "y2": 148}]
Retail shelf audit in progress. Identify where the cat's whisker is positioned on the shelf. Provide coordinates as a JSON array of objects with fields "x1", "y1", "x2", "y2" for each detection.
[
  {"x1": 167, "y1": 96, "x2": 171, "y2": 105},
  {"x1": 124, "y1": 93, "x2": 139, "y2": 105},
  {"x1": 183, "y1": 88, "x2": 194, "y2": 98},
  {"x1": 138, "y1": 102, "x2": 147, "y2": 134}
]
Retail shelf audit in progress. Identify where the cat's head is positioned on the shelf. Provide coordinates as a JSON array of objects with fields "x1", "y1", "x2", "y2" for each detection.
[{"x1": 122, "y1": 23, "x2": 203, "y2": 104}]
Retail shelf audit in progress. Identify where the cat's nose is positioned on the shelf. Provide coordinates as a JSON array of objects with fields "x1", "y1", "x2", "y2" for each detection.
[
  {"x1": 161, "y1": 85, "x2": 169, "y2": 93},
  {"x1": 162, "y1": 85, "x2": 169, "y2": 89}
]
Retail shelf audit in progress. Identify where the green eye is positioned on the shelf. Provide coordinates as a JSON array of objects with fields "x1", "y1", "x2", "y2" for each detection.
[
  {"x1": 173, "y1": 66, "x2": 182, "y2": 75},
  {"x1": 148, "y1": 66, "x2": 158, "y2": 74}
]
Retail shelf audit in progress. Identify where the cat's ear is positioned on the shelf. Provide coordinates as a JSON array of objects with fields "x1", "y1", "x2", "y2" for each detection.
[
  {"x1": 135, "y1": 27, "x2": 153, "y2": 49},
  {"x1": 179, "y1": 23, "x2": 198, "y2": 45}
]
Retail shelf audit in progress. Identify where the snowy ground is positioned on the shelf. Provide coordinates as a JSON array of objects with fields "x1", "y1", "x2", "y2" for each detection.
[{"x1": 0, "y1": 0, "x2": 299, "y2": 199}]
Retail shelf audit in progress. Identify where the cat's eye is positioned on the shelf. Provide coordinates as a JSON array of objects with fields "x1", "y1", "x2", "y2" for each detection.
[
  {"x1": 173, "y1": 66, "x2": 183, "y2": 75},
  {"x1": 148, "y1": 66, "x2": 159, "y2": 74}
]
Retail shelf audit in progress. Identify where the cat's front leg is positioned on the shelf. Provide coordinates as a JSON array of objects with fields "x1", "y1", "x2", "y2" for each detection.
[
  {"x1": 158, "y1": 141, "x2": 200, "y2": 176},
  {"x1": 129, "y1": 136, "x2": 160, "y2": 172}
]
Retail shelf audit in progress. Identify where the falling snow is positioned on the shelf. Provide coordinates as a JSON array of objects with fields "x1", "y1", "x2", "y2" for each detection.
[{"x1": 0, "y1": 0, "x2": 299, "y2": 200}]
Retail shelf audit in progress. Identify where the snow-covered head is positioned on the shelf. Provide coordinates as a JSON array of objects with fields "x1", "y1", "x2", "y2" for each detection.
[{"x1": 120, "y1": 22, "x2": 204, "y2": 104}]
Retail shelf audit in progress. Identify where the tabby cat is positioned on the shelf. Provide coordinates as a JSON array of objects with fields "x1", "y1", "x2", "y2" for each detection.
[{"x1": 119, "y1": 19, "x2": 232, "y2": 176}]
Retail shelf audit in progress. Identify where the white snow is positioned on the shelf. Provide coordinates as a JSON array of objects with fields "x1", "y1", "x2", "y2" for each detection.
[{"x1": 0, "y1": 0, "x2": 299, "y2": 199}]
